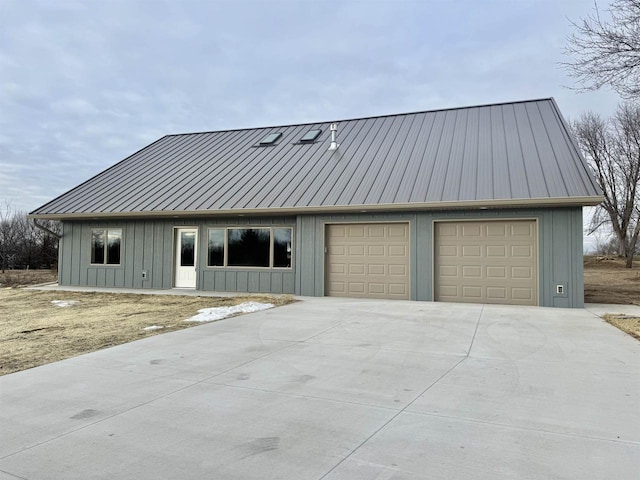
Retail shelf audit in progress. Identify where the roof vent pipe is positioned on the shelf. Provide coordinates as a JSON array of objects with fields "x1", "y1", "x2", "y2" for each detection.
[{"x1": 328, "y1": 123, "x2": 339, "y2": 150}]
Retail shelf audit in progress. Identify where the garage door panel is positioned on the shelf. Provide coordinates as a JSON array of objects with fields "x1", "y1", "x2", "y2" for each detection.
[
  {"x1": 462, "y1": 224, "x2": 482, "y2": 236},
  {"x1": 486, "y1": 266, "x2": 506, "y2": 278},
  {"x1": 486, "y1": 223, "x2": 507, "y2": 236},
  {"x1": 388, "y1": 283, "x2": 408, "y2": 296},
  {"x1": 326, "y1": 223, "x2": 410, "y2": 300},
  {"x1": 348, "y1": 264, "x2": 365, "y2": 275},
  {"x1": 349, "y1": 226, "x2": 365, "y2": 237},
  {"x1": 511, "y1": 245, "x2": 533, "y2": 257},
  {"x1": 511, "y1": 223, "x2": 534, "y2": 236},
  {"x1": 463, "y1": 265, "x2": 482, "y2": 278},
  {"x1": 486, "y1": 245, "x2": 506, "y2": 257},
  {"x1": 486, "y1": 287, "x2": 507, "y2": 300},
  {"x1": 368, "y1": 226, "x2": 385, "y2": 237},
  {"x1": 368, "y1": 264, "x2": 385, "y2": 275},
  {"x1": 388, "y1": 245, "x2": 407, "y2": 257},
  {"x1": 511, "y1": 266, "x2": 533, "y2": 279},
  {"x1": 435, "y1": 220, "x2": 537, "y2": 306},
  {"x1": 440, "y1": 265, "x2": 458, "y2": 277},
  {"x1": 439, "y1": 245, "x2": 457, "y2": 256}
]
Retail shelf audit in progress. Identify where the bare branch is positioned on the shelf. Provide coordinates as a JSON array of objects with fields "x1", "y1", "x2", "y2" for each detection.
[
  {"x1": 572, "y1": 102, "x2": 640, "y2": 266},
  {"x1": 562, "y1": 0, "x2": 640, "y2": 99}
]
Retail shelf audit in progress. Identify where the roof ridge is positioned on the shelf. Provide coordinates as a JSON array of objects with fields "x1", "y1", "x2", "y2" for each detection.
[{"x1": 165, "y1": 98, "x2": 555, "y2": 137}]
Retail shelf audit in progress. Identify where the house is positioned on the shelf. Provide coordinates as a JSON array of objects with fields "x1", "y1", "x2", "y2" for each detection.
[{"x1": 29, "y1": 98, "x2": 602, "y2": 307}]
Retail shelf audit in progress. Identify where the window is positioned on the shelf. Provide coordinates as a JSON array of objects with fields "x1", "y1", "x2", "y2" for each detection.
[
  {"x1": 228, "y1": 228, "x2": 270, "y2": 267},
  {"x1": 207, "y1": 227, "x2": 293, "y2": 268},
  {"x1": 91, "y1": 228, "x2": 122, "y2": 265},
  {"x1": 273, "y1": 228, "x2": 292, "y2": 267},
  {"x1": 208, "y1": 228, "x2": 224, "y2": 266},
  {"x1": 259, "y1": 132, "x2": 282, "y2": 145},
  {"x1": 300, "y1": 129, "x2": 322, "y2": 142}
]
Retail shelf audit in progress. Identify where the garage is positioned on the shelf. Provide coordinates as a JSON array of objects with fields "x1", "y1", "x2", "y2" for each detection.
[
  {"x1": 325, "y1": 223, "x2": 410, "y2": 299},
  {"x1": 434, "y1": 220, "x2": 538, "y2": 306}
]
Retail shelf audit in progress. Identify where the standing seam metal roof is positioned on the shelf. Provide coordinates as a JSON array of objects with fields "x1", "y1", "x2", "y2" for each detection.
[{"x1": 30, "y1": 98, "x2": 602, "y2": 218}]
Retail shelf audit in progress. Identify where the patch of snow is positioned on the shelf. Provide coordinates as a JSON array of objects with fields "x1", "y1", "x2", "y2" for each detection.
[
  {"x1": 143, "y1": 325, "x2": 164, "y2": 331},
  {"x1": 51, "y1": 300, "x2": 78, "y2": 308},
  {"x1": 185, "y1": 302, "x2": 274, "y2": 322}
]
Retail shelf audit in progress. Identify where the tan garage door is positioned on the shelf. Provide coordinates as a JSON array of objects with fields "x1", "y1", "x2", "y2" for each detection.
[
  {"x1": 435, "y1": 220, "x2": 538, "y2": 306},
  {"x1": 326, "y1": 223, "x2": 410, "y2": 299}
]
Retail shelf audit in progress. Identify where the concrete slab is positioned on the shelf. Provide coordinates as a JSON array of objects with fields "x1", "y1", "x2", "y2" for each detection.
[
  {"x1": 470, "y1": 304, "x2": 639, "y2": 366},
  {"x1": 0, "y1": 383, "x2": 395, "y2": 480},
  {"x1": 210, "y1": 342, "x2": 464, "y2": 408},
  {"x1": 0, "y1": 362, "x2": 192, "y2": 458},
  {"x1": 65, "y1": 331, "x2": 296, "y2": 381},
  {"x1": 408, "y1": 356, "x2": 639, "y2": 441},
  {"x1": 1, "y1": 297, "x2": 638, "y2": 479},
  {"x1": 323, "y1": 412, "x2": 640, "y2": 480},
  {"x1": 585, "y1": 303, "x2": 640, "y2": 317}
]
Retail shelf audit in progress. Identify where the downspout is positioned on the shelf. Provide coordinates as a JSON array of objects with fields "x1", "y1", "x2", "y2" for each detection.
[{"x1": 31, "y1": 218, "x2": 61, "y2": 239}]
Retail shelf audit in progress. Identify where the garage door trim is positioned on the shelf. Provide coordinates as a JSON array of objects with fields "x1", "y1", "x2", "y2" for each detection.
[
  {"x1": 324, "y1": 221, "x2": 411, "y2": 300},
  {"x1": 432, "y1": 218, "x2": 540, "y2": 306}
]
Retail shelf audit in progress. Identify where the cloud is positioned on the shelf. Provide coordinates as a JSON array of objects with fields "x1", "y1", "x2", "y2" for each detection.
[{"x1": 0, "y1": 0, "x2": 619, "y2": 214}]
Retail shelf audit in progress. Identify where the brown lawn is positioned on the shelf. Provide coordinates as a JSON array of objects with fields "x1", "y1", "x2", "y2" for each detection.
[
  {"x1": 584, "y1": 256, "x2": 640, "y2": 340},
  {"x1": 0, "y1": 287, "x2": 294, "y2": 376}
]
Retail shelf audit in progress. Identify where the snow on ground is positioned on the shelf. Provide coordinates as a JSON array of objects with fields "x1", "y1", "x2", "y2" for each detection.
[
  {"x1": 143, "y1": 325, "x2": 164, "y2": 331},
  {"x1": 51, "y1": 300, "x2": 78, "y2": 308},
  {"x1": 185, "y1": 302, "x2": 274, "y2": 322}
]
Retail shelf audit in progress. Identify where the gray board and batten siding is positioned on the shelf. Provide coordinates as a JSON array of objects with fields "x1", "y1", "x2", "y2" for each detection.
[
  {"x1": 59, "y1": 207, "x2": 584, "y2": 308},
  {"x1": 31, "y1": 98, "x2": 600, "y2": 219},
  {"x1": 37, "y1": 98, "x2": 599, "y2": 308},
  {"x1": 59, "y1": 217, "x2": 297, "y2": 295}
]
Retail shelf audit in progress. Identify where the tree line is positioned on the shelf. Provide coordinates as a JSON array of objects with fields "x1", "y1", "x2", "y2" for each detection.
[
  {"x1": 565, "y1": 0, "x2": 639, "y2": 267},
  {"x1": 0, "y1": 205, "x2": 60, "y2": 273}
]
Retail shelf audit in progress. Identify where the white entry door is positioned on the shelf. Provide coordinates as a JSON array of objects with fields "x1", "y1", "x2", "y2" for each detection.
[{"x1": 175, "y1": 228, "x2": 197, "y2": 288}]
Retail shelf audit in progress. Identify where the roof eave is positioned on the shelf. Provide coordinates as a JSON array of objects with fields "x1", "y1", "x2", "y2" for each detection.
[{"x1": 27, "y1": 196, "x2": 604, "y2": 221}]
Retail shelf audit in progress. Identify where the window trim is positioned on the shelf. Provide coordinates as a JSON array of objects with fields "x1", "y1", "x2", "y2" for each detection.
[
  {"x1": 206, "y1": 226, "x2": 293, "y2": 270},
  {"x1": 90, "y1": 227, "x2": 123, "y2": 266}
]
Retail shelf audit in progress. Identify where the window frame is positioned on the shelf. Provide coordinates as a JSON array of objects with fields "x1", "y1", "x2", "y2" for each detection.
[
  {"x1": 90, "y1": 228, "x2": 123, "y2": 266},
  {"x1": 206, "y1": 226, "x2": 293, "y2": 270}
]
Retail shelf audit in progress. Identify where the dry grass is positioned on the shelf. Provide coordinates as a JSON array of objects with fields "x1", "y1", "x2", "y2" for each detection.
[
  {"x1": 602, "y1": 314, "x2": 640, "y2": 340},
  {"x1": 0, "y1": 269, "x2": 57, "y2": 287},
  {"x1": 583, "y1": 256, "x2": 640, "y2": 306},
  {"x1": 0, "y1": 289, "x2": 294, "y2": 376}
]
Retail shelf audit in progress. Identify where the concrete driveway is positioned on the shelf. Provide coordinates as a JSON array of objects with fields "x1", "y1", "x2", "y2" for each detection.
[{"x1": 1, "y1": 297, "x2": 638, "y2": 479}]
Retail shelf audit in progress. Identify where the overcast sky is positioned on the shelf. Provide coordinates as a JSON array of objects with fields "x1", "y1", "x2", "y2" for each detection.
[{"x1": 0, "y1": 0, "x2": 620, "y2": 248}]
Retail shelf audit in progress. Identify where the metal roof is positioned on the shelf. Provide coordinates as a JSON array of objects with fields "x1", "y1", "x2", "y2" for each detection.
[{"x1": 30, "y1": 98, "x2": 602, "y2": 219}]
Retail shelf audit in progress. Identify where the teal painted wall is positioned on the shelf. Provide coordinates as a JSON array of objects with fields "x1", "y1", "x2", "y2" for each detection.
[
  {"x1": 295, "y1": 207, "x2": 584, "y2": 307},
  {"x1": 59, "y1": 207, "x2": 584, "y2": 307},
  {"x1": 59, "y1": 216, "x2": 296, "y2": 294}
]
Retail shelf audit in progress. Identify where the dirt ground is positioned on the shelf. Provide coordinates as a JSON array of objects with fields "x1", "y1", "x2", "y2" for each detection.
[
  {"x1": 0, "y1": 289, "x2": 293, "y2": 376},
  {"x1": 0, "y1": 269, "x2": 57, "y2": 287},
  {"x1": 584, "y1": 256, "x2": 640, "y2": 340},
  {"x1": 583, "y1": 256, "x2": 640, "y2": 305}
]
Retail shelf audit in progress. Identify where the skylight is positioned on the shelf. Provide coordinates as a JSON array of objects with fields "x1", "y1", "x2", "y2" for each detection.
[
  {"x1": 259, "y1": 132, "x2": 282, "y2": 145},
  {"x1": 300, "y1": 129, "x2": 322, "y2": 142}
]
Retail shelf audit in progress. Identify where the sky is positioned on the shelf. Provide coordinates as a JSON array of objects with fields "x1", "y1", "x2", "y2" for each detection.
[{"x1": 0, "y1": 0, "x2": 622, "y2": 249}]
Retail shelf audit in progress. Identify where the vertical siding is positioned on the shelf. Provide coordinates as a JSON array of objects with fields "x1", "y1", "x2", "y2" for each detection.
[
  {"x1": 297, "y1": 207, "x2": 584, "y2": 307},
  {"x1": 59, "y1": 208, "x2": 584, "y2": 307},
  {"x1": 58, "y1": 216, "x2": 296, "y2": 294}
]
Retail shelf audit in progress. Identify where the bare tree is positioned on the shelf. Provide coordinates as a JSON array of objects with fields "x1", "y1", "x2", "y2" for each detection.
[
  {"x1": 573, "y1": 103, "x2": 640, "y2": 267},
  {"x1": 563, "y1": 0, "x2": 640, "y2": 99},
  {"x1": 0, "y1": 201, "x2": 19, "y2": 273},
  {"x1": 0, "y1": 202, "x2": 60, "y2": 272}
]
